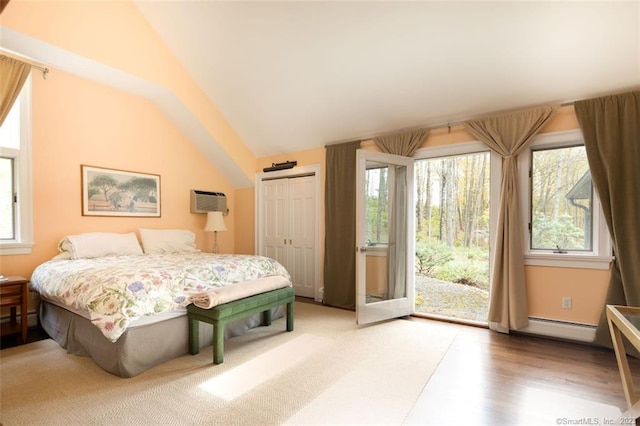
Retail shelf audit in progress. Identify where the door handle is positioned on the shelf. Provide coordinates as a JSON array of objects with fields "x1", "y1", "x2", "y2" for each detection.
[{"x1": 358, "y1": 246, "x2": 368, "y2": 253}]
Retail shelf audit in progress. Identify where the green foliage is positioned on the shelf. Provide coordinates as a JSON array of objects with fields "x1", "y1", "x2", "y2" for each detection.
[
  {"x1": 531, "y1": 214, "x2": 586, "y2": 250},
  {"x1": 415, "y1": 242, "x2": 489, "y2": 290},
  {"x1": 530, "y1": 146, "x2": 591, "y2": 251},
  {"x1": 366, "y1": 195, "x2": 388, "y2": 244},
  {"x1": 365, "y1": 167, "x2": 389, "y2": 244},
  {"x1": 434, "y1": 259, "x2": 489, "y2": 290},
  {"x1": 415, "y1": 241, "x2": 453, "y2": 275}
]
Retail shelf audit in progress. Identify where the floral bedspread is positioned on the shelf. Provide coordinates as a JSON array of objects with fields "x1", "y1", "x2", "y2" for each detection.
[{"x1": 30, "y1": 253, "x2": 291, "y2": 342}]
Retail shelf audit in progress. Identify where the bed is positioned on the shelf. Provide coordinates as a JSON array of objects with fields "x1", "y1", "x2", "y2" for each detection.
[{"x1": 30, "y1": 230, "x2": 292, "y2": 377}]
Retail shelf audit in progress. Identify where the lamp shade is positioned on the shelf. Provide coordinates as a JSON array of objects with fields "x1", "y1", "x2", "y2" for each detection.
[{"x1": 204, "y1": 211, "x2": 227, "y2": 232}]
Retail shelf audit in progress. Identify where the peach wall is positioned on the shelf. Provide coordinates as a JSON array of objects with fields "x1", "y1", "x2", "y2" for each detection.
[
  {"x1": 0, "y1": 69, "x2": 235, "y2": 283},
  {"x1": 234, "y1": 187, "x2": 255, "y2": 255},
  {"x1": 526, "y1": 266, "x2": 609, "y2": 324}
]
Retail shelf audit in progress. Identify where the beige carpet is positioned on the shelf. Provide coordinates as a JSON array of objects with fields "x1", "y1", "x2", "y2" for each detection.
[{"x1": 0, "y1": 302, "x2": 457, "y2": 425}]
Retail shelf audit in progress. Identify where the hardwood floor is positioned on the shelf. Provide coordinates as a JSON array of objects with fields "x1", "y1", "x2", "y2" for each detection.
[{"x1": 403, "y1": 318, "x2": 639, "y2": 425}]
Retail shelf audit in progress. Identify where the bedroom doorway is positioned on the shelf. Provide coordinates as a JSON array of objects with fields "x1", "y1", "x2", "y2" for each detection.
[{"x1": 413, "y1": 149, "x2": 493, "y2": 324}]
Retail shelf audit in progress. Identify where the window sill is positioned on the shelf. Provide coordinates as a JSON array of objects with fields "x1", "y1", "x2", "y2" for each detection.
[
  {"x1": 524, "y1": 253, "x2": 613, "y2": 270},
  {"x1": 0, "y1": 242, "x2": 34, "y2": 256}
]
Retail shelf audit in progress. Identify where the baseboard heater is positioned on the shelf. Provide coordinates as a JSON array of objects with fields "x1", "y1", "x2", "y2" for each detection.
[{"x1": 519, "y1": 317, "x2": 596, "y2": 343}]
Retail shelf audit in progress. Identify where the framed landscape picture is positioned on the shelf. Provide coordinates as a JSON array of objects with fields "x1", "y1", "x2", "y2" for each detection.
[{"x1": 81, "y1": 165, "x2": 161, "y2": 217}]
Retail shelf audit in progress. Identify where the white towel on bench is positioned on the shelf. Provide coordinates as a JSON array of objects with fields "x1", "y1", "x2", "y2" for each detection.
[{"x1": 189, "y1": 275, "x2": 292, "y2": 309}]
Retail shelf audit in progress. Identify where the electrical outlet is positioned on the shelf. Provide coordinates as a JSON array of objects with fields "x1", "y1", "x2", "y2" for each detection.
[{"x1": 562, "y1": 297, "x2": 572, "y2": 309}]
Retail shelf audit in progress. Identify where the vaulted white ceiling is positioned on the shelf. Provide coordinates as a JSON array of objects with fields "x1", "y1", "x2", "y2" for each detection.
[{"x1": 135, "y1": 1, "x2": 639, "y2": 158}]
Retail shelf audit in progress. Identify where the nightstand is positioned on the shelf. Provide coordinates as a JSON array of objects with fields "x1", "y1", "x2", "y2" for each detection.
[{"x1": 0, "y1": 276, "x2": 29, "y2": 344}]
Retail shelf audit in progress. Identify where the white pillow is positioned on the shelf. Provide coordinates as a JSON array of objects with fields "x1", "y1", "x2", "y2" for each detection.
[
  {"x1": 57, "y1": 232, "x2": 143, "y2": 260},
  {"x1": 138, "y1": 229, "x2": 199, "y2": 254}
]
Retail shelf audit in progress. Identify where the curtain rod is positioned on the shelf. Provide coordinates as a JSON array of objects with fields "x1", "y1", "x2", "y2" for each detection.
[
  {"x1": 327, "y1": 100, "x2": 578, "y2": 144},
  {"x1": 30, "y1": 64, "x2": 49, "y2": 79},
  {"x1": 1, "y1": 54, "x2": 49, "y2": 79},
  {"x1": 427, "y1": 100, "x2": 575, "y2": 133}
]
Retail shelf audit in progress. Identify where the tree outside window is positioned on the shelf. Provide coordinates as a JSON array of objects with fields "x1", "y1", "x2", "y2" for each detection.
[{"x1": 530, "y1": 145, "x2": 592, "y2": 252}]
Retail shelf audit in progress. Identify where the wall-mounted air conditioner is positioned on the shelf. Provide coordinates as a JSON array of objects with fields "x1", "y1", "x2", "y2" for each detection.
[{"x1": 190, "y1": 190, "x2": 227, "y2": 214}]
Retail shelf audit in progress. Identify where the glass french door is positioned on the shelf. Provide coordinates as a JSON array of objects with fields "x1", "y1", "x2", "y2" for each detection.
[{"x1": 355, "y1": 149, "x2": 415, "y2": 325}]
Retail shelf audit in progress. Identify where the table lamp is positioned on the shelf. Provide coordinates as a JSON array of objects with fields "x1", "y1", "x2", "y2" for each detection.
[{"x1": 204, "y1": 211, "x2": 227, "y2": 253}]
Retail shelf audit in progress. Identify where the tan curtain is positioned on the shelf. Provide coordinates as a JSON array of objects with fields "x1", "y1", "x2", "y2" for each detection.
[
  {"x1": 373, "y1": 129, "x2": 429, "y2": 299},
  {"x1": 0, "y1": 55, "x2": 31, "y2": 127},
  {"x1": 463, "y1": 106, "x2": 557, "y2": 332},
  {"x1": 323, "y1": 140, "x2": 361, "y2": 310},
  {"x1": 374, "y1": 128, "x2": 430, "y2": 157},
  {"x1": 575, "y1": 90, "x2": 640, "y2": 348}
]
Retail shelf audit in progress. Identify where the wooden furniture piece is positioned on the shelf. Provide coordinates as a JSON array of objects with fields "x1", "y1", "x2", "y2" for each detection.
[
  {"x1": 0, "y1": 276, "x2": 29, "y2": 344},
  {"x1": 606, "y1": 304, "x2": 640, "y2": 421},
  {"x1": 188, "y1": 286, "x2": 295, "y2": 364}
]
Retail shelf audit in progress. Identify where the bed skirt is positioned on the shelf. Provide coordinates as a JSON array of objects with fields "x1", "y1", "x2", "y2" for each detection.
[{"x1": 39, "y1": 300, "x2": 284, "y2": 378}]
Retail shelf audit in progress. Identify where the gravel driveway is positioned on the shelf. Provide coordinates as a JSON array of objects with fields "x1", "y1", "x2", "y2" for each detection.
[{"x1": 414, "y1": 275, "x2": 489, "y2": 322}]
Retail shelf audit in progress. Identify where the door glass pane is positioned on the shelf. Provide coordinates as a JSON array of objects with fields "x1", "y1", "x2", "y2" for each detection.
[
  {"x1": 365, "y1": 162, "x2": 390, "y2": 303},
  {"x1": 414, "y1": 152, "x2": 490, "y2": 323},
  {"x1": 364, "y1": 161, "x2": 410, "y2": 304},
  {"x1": 365, "y1": 164, "x2": 389, "y2": 246}
]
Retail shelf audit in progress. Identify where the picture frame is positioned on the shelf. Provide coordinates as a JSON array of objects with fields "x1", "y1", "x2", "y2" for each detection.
[{"x1": 81, "y1": 165, "x2": 161, "y2": 217}]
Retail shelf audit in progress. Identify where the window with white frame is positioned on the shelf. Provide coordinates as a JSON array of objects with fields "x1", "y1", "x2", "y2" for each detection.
[
  {"x1": 0, "y1": 77, "x2": 34, "y2": 255},
  {"x1": 519, "y1": 129, "x2": 612, "y2": 269}
]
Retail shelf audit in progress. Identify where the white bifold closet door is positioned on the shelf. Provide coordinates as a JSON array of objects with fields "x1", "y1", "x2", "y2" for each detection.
[{"x1": 261, "y1": 175, "x2": 316, "y2": 298}]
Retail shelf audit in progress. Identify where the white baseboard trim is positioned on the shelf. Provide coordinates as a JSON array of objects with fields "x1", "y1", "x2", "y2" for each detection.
[{"x1": 519, "y1": 317, "x2": 596, "y2": 343}]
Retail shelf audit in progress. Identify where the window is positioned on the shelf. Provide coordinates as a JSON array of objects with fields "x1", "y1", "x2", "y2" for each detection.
[
  {"x1": 0, "y1": 157, "x2": 15, "y2": 239},
  {"x1": 519, "y1": 130, "x2": 612, "y2": 269},
  {"x1": 0, "y1": 77, "x2": 33, "y2": 255},
  {"x1": 530, "y1": 145, "x2": 592, "y2": 251},
  {"x1": 365, "y1": 164, "x2": 390, "y2": 246}
]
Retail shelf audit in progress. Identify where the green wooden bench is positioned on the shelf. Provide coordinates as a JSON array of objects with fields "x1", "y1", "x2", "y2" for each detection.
[{"x1": 187, "y1": 286, "x2": 295, "y2": 364}]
